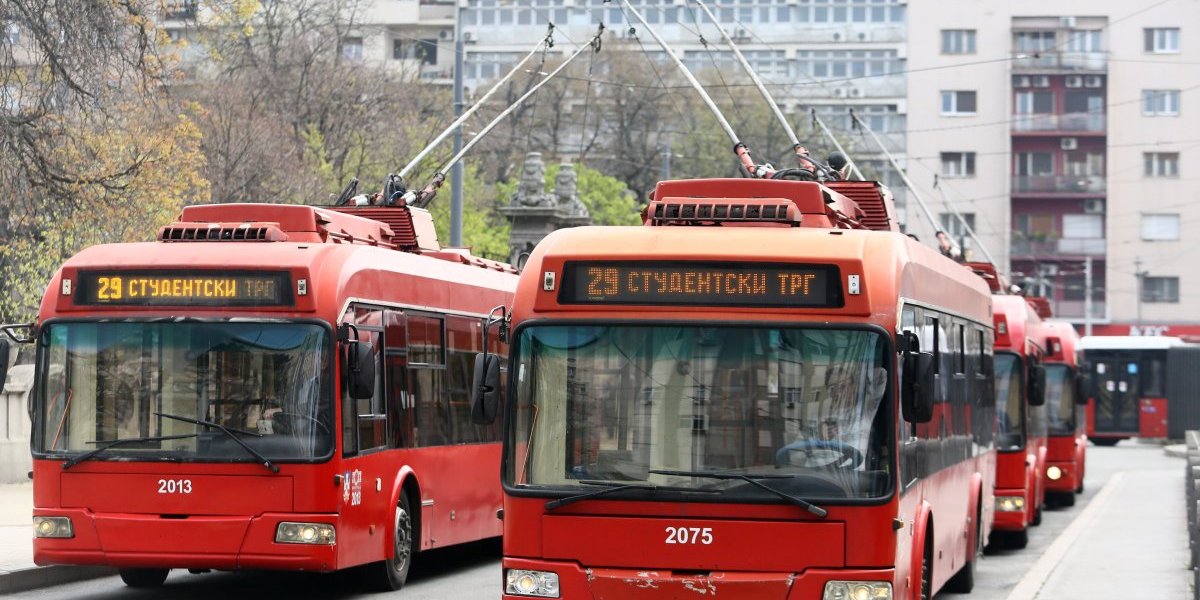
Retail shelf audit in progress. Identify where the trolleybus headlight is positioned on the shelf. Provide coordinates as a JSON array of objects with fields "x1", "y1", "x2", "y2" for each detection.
[
  {"x1": 274, "y1": 522, "x2": 336, "y2": 545},
  {"x1": 995, "y1": 496, "x2": 1026, "y2": 512},
  {"x1": 1046, "y1": 466, "x2": 1063, "y2": 480},
  {"x1": 505, "y1": 569, "x2": 560, "y2": 597},
  {"x1": 822, "y1": 580, "x2": 892, "y2": 600},
  {"x1": 32, "y1": 516, "x2": 74, "y2": 539}
]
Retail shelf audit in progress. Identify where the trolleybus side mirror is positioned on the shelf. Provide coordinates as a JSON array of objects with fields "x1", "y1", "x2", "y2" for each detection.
[
  {"x1": 1075, "y1": 371, "x2": 1091, "y2": 405},
  {"x1": 471, "y1": 305, "x2": 508, "y2": 425},
  {"x1": 471, "y1": 354, "x2": 501, "y2": 425},
  {"x1": 901, "y1": 351, "x2": 935, "y2": 424},
  {"x1": 1028, "y1": 365, "x2": 1047, "y2": 407},
  {"x1": 340, "y1": 324, "x2": 376, "y2": 401}
]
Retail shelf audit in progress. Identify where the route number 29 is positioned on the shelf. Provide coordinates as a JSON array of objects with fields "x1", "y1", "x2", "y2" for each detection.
[
  {"x1": 665, "y1": 526, "x2": 713, "y2": 545},
  {"x1": 158, "y1": 479, "x2": 192, "y2": 494}
]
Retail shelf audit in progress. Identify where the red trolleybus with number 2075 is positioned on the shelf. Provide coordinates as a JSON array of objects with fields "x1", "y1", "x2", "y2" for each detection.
[
  {"x1": 15, "y1": 202, "x2": 515, "y2": 590},
  {"x1": 472, "y1": 178, "x2": 997, "y2": 600}
]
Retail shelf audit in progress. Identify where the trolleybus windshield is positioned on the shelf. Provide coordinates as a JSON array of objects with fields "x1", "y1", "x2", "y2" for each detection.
[
  {"x1": 35, "y1": 321, "x2": 333, "y2": 462},
  {"x1": 505, "y1": 324, "x2": 892, "y2": 502},
  {"x1": 995, "y1": 352, "x2": 1024, "y2": 450},
  {"x1": 1044, "y1": 364, "x2": 1076, "y2": 436}
]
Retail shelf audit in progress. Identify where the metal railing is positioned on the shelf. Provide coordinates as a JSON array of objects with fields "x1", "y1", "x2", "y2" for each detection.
[
  {"x1": 1011, "y1": 112, "x2": 1106, "y2": 132},
  {"x1": 1012, "y1": 51, "x2": 1107, "y2": 72},
  {"x1": 1012, "y1": 175, "x2": 1105, "y2": 194},
  {"x1": 1011, "y1": 237, "x2": 1106, "y2": 257}
]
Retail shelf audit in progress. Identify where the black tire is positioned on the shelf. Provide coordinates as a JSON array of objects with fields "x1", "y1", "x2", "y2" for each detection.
[
  {"x1": 1057, "y1": 491, "x2": 1077, "y2": 507},
  {"x1": 919, "y1": 532, "x2": 934, "y2": 600},
  {"x1": 943, "y1": 504, "x2": 981, "y2": 593},
  {"x1": 1092, "y1": 438, "x2": 1120, "y2": 447},
  {"x1": 1010, "y1": 528, "x2": 1029, "y2": 549},
  {"x1": 118, "y1": 568, "x2": 169, "y2": 588},
  {"x1": 1031, "y1": 504, "x2": 1043, "y2": 526},
  {"x1": 369, "y1": 493, "x2": 415, "y2": 591}
]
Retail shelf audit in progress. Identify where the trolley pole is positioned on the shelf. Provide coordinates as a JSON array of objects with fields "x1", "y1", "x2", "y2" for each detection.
[
  {"x1": 1084, "y1": 256, "x2": 1093, "y2": 336},
  {"x1": 450, "y1": 0, "x2": 465, "y2": 246}
]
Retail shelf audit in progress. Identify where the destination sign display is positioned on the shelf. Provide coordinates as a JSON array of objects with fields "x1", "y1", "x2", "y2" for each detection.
[
  {"x1": 76, "y1": 271, "x2": 292, "y2": 306},
  {"x1": 559, "y1": 262, "x2": 842, "y2": 308}
]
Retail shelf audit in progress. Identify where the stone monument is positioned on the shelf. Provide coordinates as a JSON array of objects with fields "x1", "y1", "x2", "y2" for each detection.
[{"x1": 500, "y1": 153, "x2": 592, "y2": 270}]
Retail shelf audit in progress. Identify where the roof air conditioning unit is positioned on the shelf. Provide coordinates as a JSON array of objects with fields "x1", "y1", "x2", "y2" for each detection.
[
  {"x1": 834, "y1": 88, "x2": 848, "y2": 98},
  {"x1": 462, "y1": 31, "x2": 475, "y2": 42},
  {"x1": 1060, "y1": 16, "x2": 1077, "y2": 29},
  {"x1": 1033, "y1": 76, "x2": 1050, "y2": 87},
  {"x1": 734, "y1": 28, "x2": 749, "y2": 40},
  {"x1": 1015, "y1": 76, "x2": 1031, "y2": 87},
  {"x1": 439, "y1": 29, "x2": 451, "y2": 40},
  {"x1": 1065, "y1": 75, "x2": 1083, "y2": 88},
  {"x1": 849, "y1": 87, "x2": 863, "y2": 98},
  {"x1": 1061, "y1": 137, "x2": 1078, "y2": 150},
  {"x1": 1084, "y1": 199, "x2": 1105, "y2": 214},
  {"x1": 1084, "y1": 75, "x2": 1102, "y2": 88}
]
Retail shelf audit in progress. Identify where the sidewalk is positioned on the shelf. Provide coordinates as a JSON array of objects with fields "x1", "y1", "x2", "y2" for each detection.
[{"x1": 0, "y1": 482, "x2": 112, "y2": 593}]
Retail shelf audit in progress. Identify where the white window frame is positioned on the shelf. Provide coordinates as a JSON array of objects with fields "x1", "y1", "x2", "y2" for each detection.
[
  {"x1": 1142, "y1": 276, "x2": 1180, "y2": 303},
  {"x1": 1062, "y1": 214, "x2": 1103, "y2": 239},
  {"x1": 342, "y1": 37, "x2": 364, "y2": 61},
  {"x1": 940, "y1": 90, "x2": 977, "y2": 116},
  {"x1": 1142, "y1": 90, "x2": 1180, "y2": 116},
  {"x1": 941, "y1": 29, "x2": 977, "y2": 55},
  {"x1": 941, "y1": 152, "x2": 977, "y2": 178},
  {"x1": 1141, "y1": 213, "x2": 1181, "y2": 241},
  {"x1": 1145, "y1": 28, "x2": 1180, "y2": 54},
  {"x1": 1144, "y1": 152, "x2": 1180, "y2": 178}
]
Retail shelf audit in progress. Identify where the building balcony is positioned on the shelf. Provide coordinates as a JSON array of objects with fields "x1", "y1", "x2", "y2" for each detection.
[
  {"x1": 1011, "y1": 237, "x2": 1106, "y2": 258},
  {"x1": 1011, "y1": 112, "x2": 1106, "y2": 134},
  {"x1": 1051, "y1": 300, "x2": 1107, "y2": 321},
  {"x1": 1012, "y1": 175, "x2": 1105, "y2": 195},
  {"x1": 1011, "y1": 51, "x2": 1107, "y2": 73}
]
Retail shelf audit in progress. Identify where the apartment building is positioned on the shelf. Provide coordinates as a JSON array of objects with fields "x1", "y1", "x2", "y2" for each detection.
[{"x1": 907, "y1": 0, "x2": 1200, "y2": 334}]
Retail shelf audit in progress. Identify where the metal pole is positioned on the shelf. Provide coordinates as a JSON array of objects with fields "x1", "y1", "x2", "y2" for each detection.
[
  {"x1": 619, "y1": 0, "x2": 759, "y2": 175},
  {"x1": 1135, "y1": 257, "x2": 1144, "y2": 330},
  {"x1": 934, "y1": 176, "x2": 997, "y2": 266},
  {"x1": 450, "y1": 0, "x2": 465, "y2": 246},
  {"x1": 1084, "y1": 256, "x2": 1093, "y2": 336}
]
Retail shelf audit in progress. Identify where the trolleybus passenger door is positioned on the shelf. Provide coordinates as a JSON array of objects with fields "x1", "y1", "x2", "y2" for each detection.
[{"x1": 1092, "y1": 358, "x2": 1139, "y2": 434}]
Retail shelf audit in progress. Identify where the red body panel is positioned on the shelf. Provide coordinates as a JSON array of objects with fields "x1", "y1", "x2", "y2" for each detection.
[
  {"x1": 1140, "y1": 398, "x2": 1168, "y2": 438},
  {"x1": 29, "y1": 204, "x2": 516, "y2": 573},
  {"x1": 1041, "y1": 320, "x2": 1085, "y2": 495}
]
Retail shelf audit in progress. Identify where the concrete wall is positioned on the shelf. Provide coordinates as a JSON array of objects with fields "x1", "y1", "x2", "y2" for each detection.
[{"x1": 0, "y1": 365, "x2": 32, "y2": 484}]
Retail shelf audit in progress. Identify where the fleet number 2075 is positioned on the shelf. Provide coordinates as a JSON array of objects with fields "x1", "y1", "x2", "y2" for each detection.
[{"x1": 665, "y1": 526, "x2": 713, "y2": 545}]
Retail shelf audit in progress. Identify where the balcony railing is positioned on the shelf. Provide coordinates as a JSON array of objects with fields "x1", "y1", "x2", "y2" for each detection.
[
  {"x1": 1012, "y1": 112, "x2": 1106, "y2": 133},
  {"x1": 1011, "y1": 237, "x2": 1106, "y2": 258},
  {"x1": 1012, "y1": 175, "x2": 1105, "y2": 194},
  {"x1": 1012, "y1": 51, "x2": 1107, "y2": 72},
  {"x1": 1050, "y1": 300, "x2": 1107, "y2": 321}
]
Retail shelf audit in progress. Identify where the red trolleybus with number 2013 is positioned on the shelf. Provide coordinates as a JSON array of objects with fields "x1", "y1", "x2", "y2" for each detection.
[
  {"x1": 20, "y1": 203, "x2": 515, "y2": 590},
  {"x1": 475, "y1": 178, "x2": 996, "y2": 600},
  {"x1": 1040, "y1": 320, "x2": 1086, "y2": 506}
]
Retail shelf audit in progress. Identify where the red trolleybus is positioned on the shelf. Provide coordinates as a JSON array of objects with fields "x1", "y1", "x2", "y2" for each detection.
[
  {"x1": 987, "y1": 294, "x2": 1048, "y2": 549},
  {"x1": 474, "y1": 178, "x2": 996, "y2": 600},
  {"x1": 1079, "y1": 336, "x2": 1184, "y2": 444},
  {"x1": 1040, "y1": 321, "x2": 1086, "y2": 506},
  {"x1": 15, "y1": 203, "x2": 515, "y2": 589}
]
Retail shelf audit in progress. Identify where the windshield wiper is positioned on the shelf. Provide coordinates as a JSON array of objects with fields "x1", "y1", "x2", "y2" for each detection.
[
  {"x1": 545, "y1": 479, "x2": 719, "y2": 512},
  {"x1": 62, "y1": 434, "x2": 199, "y2": 470},
  {"x1": 649, "y1": 469, "x2": 828, "y2": 518},
  {"x1": 155, "y1": 412, "x2": 279, "y2": 474}
]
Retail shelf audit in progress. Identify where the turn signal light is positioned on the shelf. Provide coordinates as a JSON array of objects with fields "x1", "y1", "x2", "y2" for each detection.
[
  {"x1": 33, "y1": 516, "x2": 74, "y2": 539},
  {"x1": 275, "y1": 522, "x2": 335, "y2": 545},
  {"x1": 823, "y1": 581, "x2": 892, "y2": 600},
  {"x1": 505, "y1": 569, "x2": 560, "y2": 598}
]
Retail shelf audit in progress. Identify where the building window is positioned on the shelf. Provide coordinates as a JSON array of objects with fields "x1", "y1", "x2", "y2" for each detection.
[
  {"x1": 1145, "y1": 28, "x2": 1180, "y2": 53},
  {"x1": 1142, "y1": 90, "x2": 1180, "y2": 116},
  {"x1": 938, "y1": 213, "x2": 975, "y2": 239},
  {"x1": 1144, "y1": 152, "x2": 1180, "y2": 177},
  {"x1": 941, "y1": 91, "x2": 977, "y2": 115},
  {"x1": 342, "y1": 37, "x2": 363, "y2": 61},
  {"x1": 941, "y1": 29, "x2": 976, "y2": 54},
  {"x1": 1014, "y1": 90, "x2": 1054, "y2": 114},
  {"x1": 1065, "y1": 30, "x2": 1103, "y2": 52},
  {"x1": 1142, "y1": 213, "x2": 1181, "y2": 241},
  {"x1": 1014, "y1": 30, "x2": 1056, "y2": 52},
  {"x1": 1063, "y1": 214, "x2": 1103, "y2": 239},
  {"x1": 1015, "y1": 152, "x2": 1055, "y2": 176},
  {"x1": 1142, "y1": 276, "x2": 1180, "y2": 303},
  {"x1": 1064, "y1": 152, "x2": 1105, "y2": 176},
  {"x1": 941, "y1": 152, "x2": 976, "y2": 178}
]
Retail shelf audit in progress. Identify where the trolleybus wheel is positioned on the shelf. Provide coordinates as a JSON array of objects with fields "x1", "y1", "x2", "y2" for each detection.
[
  {"x1": 1091, "y1": 438, "x2": 1119, "y2": 447},
  {"x1": 943, "y1": 503, "x2": 981, "y2": 593},
  {"x1": 1057, "y1": 491, "x2": 1076, "y2": 507},
  {"x1": 1010, "y1": 528, "x2": 1029, "y2": 549},
  {"x1": 118, "y1": 568, "x2": 169, "y2": 588},
  {"x1": 1031, "y1": 505, "x2": 1042, "y2": 526},
  {"x1": 372, "y1": 494, "x2": 415, "y2": 591},
  {"x1": 918, "y1": 534, "x2": 933, "y2": 600}
]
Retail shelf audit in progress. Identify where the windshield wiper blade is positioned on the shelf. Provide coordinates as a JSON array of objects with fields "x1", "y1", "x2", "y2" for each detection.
[
  {"x1": 155, "y1": 412, "x2": 279, "y2": 474},
  {"x1": 545, "y1": 480, "x2": 719, "y2": 512},
  {"x1": 62, "y1": 434, "x2": 199, "y2": 470},
  {"x1": 649, "y1": 469, "x2": 828, "y2": 518}
]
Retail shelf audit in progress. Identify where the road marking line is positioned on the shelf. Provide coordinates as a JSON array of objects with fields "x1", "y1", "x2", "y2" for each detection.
[{"x1": 1004, "y1": 472, "x2": 1126, "y2": 600}]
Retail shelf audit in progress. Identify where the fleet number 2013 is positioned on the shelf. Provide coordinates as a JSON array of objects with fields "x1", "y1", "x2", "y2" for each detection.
[
  {"x1": 158, "y1": 479, "x2": 193, "y2": 494},
  {"x1": 665, "y1": 526, "x2": 713, "y2": 545}
]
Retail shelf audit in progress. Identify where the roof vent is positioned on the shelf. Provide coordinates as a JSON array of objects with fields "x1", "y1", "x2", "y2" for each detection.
[
  {"x1": 158, "y1": 222, "x2": 289, "y2": 242},
  {"x1": 647, "y1": 198, "x2": 802, "y2": 226}
]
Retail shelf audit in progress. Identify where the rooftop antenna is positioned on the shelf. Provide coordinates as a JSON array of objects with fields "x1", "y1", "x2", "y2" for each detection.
[
  {"x1": 401, "y1": 26, "x2": 605, "y2": 208},
  {"x1": 616, "y1": 0, "x2": 771, "y2": 179},
  {"x1": 691, "y1": 0, "x2": 828, "y2": 182}
]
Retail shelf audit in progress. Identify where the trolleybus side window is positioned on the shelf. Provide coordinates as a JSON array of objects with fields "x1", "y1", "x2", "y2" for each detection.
[
  {"x1": 408, "y1": 313, "x2": 448, "y2": 447},
  {"x1": 347, "y1": 306, "x2": 386, "y2": 454},
  {"x1": 446, "y1": 315, "x2": 489, "y2": 444},
  {"x1": 384, "y1": 310, "x2": 413, "y2": 448}
]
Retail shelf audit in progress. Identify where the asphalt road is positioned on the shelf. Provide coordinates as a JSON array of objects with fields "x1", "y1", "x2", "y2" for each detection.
[{"x1": 10, "y1": 444, "x2": 1180, "y2": 600}]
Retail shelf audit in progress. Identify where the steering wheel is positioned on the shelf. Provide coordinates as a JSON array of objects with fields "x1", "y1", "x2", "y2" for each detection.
[
  {"x1": 770, "y1": 168, "x2": 818, "y2": 182},
  {"x1": 272, "y1": 412, "x2": 329, "y2": 436},
  {"x1": 774, "y1": 440, "x2": 864, "y2": 469}
]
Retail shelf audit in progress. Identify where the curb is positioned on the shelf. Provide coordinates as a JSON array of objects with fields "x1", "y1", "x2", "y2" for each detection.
[
  {"x1": 1166, "y1": 444, "x2": 1188, "y2": 459},
  {"x1": 0, "y1": 566, "x2": 115, "y2": 594}
]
